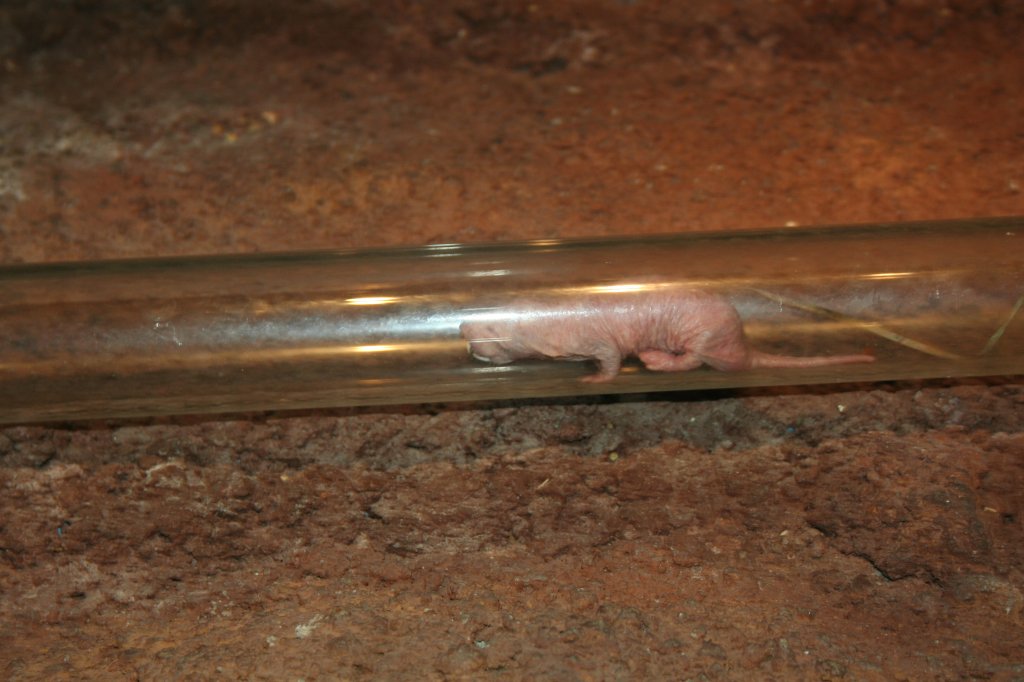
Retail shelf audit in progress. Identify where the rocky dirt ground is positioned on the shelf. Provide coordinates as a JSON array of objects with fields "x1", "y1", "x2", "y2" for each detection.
[{"x1": 1, "y1": 1, "x2": 1023, "y2": 679}]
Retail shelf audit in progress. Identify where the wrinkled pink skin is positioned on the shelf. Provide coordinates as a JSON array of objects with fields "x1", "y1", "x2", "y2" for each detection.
[{"x1": 460, "y1": 290, "x2": 874, "y2": 382}]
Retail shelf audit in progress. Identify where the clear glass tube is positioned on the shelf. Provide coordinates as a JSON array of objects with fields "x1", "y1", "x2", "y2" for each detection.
[{"x1": 1, "y1": 216, "x2": 1022, "y2": 424}]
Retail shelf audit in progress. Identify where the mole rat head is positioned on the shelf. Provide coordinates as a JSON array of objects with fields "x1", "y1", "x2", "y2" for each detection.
[{"x1": 460, "y1": 320, "x2": 516, "y2": 364}]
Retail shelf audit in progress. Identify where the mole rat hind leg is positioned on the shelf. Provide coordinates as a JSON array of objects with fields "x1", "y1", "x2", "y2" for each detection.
[
  {"x1": 637, "y1": 349, "x2": 705, "y2": 373},
  {"x1": 580, "y1": 346, "x2": 624, "y2": 383}
]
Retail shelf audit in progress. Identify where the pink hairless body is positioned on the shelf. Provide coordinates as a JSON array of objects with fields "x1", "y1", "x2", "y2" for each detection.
[{"x1": 460, "y1": 288, "x2": 874, "y2": 382}]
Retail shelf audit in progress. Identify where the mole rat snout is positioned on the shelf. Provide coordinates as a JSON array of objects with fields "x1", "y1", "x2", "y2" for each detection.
[
  {"x1": 461, "y1": 320, "x2": 515, "y2": 365},
  {"x1": 466, "y1": 339, "x2": 514, "y2": 365}
]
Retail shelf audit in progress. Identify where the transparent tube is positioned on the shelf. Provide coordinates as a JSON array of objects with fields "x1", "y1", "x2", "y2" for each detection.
[{"x1": 1, "y1": 217, "x2": 1022, "y2": 424}]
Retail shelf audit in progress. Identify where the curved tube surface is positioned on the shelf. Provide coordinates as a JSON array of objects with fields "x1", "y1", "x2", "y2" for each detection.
[{"x1": 1, "y1": 217, "x2": 1022, "y2": 423}]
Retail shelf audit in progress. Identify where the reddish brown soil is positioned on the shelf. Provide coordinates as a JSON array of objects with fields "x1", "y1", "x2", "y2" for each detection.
[{"x1": 2, "y1": 1, "x2": 1023, "y2": 679}]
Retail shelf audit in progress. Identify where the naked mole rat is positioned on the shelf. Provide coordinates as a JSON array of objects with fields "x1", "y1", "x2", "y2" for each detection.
[{"x1": 460, "y1": 289, "x2": 874, "y2": 382}]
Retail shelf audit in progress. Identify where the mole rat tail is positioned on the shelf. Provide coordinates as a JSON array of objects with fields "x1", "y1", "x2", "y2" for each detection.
[{"x1": 748, "y1": 351, "x2": 875, "y2": 369}]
